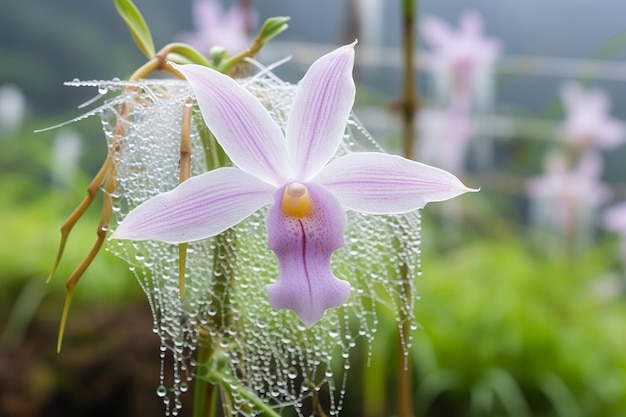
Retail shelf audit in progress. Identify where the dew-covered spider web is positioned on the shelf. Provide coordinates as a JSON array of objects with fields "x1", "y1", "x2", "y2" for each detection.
[{"x1": 66, "y1": 68, "x2": 421, "y2": 416}]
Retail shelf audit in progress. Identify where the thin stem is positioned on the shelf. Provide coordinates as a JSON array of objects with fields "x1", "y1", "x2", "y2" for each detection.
[
  {"x1": 201, "y1": 368, "x2": 282, "y2": 417},
  {"x1": 47, "y1": 157, "x2": 112, "y2": 284},
  {"x1": 310, "y1": 381, "x2": 330, "y2": 417},
  {"x1": 217, "y1": 19, "x2": 276, "y2": 74},
  {"x1": 398, "y1": 1, "x2": 418, "y2": 417},
  {"x1": 397, "y1": 267, "x2": 414, "y2": 417},
  {"x1": 193, "y1": 339, "x2": 219, "y2": 417},
  {"x1": 178, "y1": 98, "x2": 194, "y2": 298},
  {"x1": 401, "y1": 0, "x2": 419, "y2": 160}
]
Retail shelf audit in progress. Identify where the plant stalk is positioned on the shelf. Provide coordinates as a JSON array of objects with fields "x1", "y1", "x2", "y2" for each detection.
[{"x1": 398, "y1": 1, "x2": 418, "y2": 417}]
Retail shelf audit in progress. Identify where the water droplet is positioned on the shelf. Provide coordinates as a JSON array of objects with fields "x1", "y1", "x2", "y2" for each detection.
[
  {"x1": 156, "y1": 385, "x2": 167, "y2": 397},
  {"x1": 207, "y1": 305, "x2": 217, "y2": 316}
]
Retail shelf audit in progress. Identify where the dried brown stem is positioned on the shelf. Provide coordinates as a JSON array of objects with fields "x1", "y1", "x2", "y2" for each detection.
[
  {"x1": 49, "y1": 49, "x2": 187, "y2": 351},
  {"x1": 178, "y1": 99, "x2": 194, "y2": 298},
  {"x1": 47, "y1": 157, "x2": 113, "y2": 284}
]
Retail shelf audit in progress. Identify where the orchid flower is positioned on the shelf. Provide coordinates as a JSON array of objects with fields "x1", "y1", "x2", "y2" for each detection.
[
  {"x1": 420, "y1": 10, "x2": 501, "y2": 171},
  {"x1": 178, "y1": 0, "x2": 255, "y2": 55},
  {"x1": 112, "y1": 43, "x2": 474, "y2": 327},
  {"x1": 561, "y1": 82, "x2": 625, "y2": 152},
  {"x1": 527, "y1": 152, "x2": 610, "y2": 237},
  {"x1": 421, "y1": 10, "x2": 501, "y2": 103}
]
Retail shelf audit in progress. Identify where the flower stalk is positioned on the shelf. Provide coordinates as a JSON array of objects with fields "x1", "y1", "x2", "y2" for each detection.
[
  {"x1": 398, "y1": 1, "x2": 418, "y2": 416},
  {"x1": 178, "y1": 98, "x2": 194, "y2": 298},
  {"x1": 401, "y1": 0, "x2": 419, "y2": 160}
]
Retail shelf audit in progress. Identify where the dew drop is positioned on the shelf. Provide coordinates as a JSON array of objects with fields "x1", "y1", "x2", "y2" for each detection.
[
  {"x1": 207, "y1": 305, "x2": 218, "y2": 316},
  {"x1": 156, "y1": 385, "x2": 167, "y2": 397}
]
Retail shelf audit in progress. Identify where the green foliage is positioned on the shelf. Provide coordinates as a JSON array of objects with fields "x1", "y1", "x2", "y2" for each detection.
[
  {"x1": 407, "y1": 234, "x2": 626, "y2": 417},
  {"x1": 114, "y1": 0, "x2": 155, "y2": 59},
  {"x1": 259, "y1": 17, "x2": 291, "y2": 44}
]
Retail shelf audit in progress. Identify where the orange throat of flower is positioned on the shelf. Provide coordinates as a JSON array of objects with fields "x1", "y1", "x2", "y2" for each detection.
[{"x1": 281, "y1": 182, "x2": 313, "y2": 218}]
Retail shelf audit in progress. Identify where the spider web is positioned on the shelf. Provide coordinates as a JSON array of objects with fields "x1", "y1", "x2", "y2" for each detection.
[{"x1": 74, "y1": 72, "x2": 422, "y2": 416}]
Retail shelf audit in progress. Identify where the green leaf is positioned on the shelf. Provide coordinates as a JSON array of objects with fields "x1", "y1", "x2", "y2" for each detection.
[
  {"x1": 114, "y1": 0, "x2": 155, "y2": 58},
  {"x1": 259, "y1": 16, "x2": 290, "y2": 44},
  {"x1": 167, "y1": 44, "x2": 213, "y2": 67},
  {"x1": 216, "y1": 16, "x2": 290, "y2": 73}
]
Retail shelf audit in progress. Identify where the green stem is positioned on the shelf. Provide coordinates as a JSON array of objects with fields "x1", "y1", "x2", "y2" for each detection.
[
  {"x1": 198, "y1": 123, "x2": 229, "y2": 171},
  {"x1": 403, "y1": 0, "x2": 415, "y2": 15},
  {"x1": 193, "y1": 342, "x2": 219, "y2": 417},
  {"x1": 202, "y1": 368, "x2": 282, "y2": 417}
]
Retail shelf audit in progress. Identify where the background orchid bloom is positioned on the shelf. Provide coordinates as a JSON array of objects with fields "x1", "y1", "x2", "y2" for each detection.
[
  {"x1": 560, "y1": 82, "x2": 626, "y2": 152},
  {"x1": 420, "y1": 10, "x2": 501, "y2": 171},
  {"x1": 112, "y1": 43, "x2": 473, "y2": 327},
  {"x1": 178, "y1": 0, "x2": 255, "y2": 55},
  {"x1": 421, "y1": 10, "x2": 501, "y2": 99},
  {"x1": 526, "y1": 152, "x2": 610, "y2": 239}
]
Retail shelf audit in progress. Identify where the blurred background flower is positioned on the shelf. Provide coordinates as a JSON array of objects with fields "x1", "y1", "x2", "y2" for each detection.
[
  {"x1": 177, "y1": 0, "x2": 257, "y2": 55},
  {"x1": 560, "y1": 81, "x2": 626, "y2": 153}
]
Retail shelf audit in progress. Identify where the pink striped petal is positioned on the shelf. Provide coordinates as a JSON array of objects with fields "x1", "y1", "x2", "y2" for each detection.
[
  {"x1": 286, "y1": 43, "x2": 356, "y2": 180},
  {"x1": 265, "y1": 182, "x2": 350, "y2": 327},
  {"x1": 174, "y1": 63, "x2": 289, "y2": 186},
  {"x1": 313, "y1": 153, "x2": 475, "y2": 214},
  {"x1": 112, "y1": 167, "x2": 274, "y2": 244}
]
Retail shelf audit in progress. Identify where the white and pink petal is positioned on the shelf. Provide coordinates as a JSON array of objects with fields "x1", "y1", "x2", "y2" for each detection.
[
  {"x1": 112, "y1": 167, "x2": 275, "y2": 244},
  {"x1": 285, "y1": 43, "x2": 356, "y2": 180},
  {"x1": 174, "y1": 63, "x2": 289, "y2": 186},
  {"x1": 313, "y1": 152, "x2": 476, "y2": 214}
]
